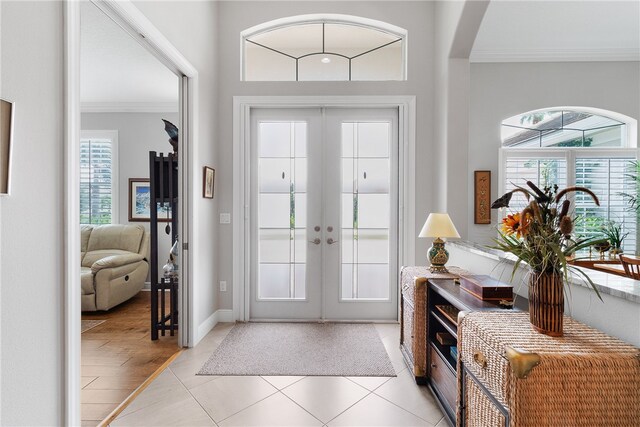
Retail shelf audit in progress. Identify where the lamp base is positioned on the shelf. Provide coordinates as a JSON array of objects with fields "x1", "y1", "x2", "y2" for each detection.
[
  {"x1": 429, "y1": 265, "x2": 450, "y2": 274},
  {"x1": 428, "y1": 237, "x2": 450, "y2": 273}
]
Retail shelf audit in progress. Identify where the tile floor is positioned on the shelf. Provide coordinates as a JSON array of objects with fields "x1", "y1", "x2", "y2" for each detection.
[{"x1": 111, "y1": 323, "x2": 446, "y2": 427}]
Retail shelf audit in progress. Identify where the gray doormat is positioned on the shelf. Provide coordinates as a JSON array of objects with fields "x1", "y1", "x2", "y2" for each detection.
[{"x1": 198, "y1": 323, "x2": 396, "y2": 377}]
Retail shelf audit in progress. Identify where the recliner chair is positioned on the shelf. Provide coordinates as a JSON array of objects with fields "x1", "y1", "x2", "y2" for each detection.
[{"x1": 81, "y1": 224, "x2": 149, "y2": 311}]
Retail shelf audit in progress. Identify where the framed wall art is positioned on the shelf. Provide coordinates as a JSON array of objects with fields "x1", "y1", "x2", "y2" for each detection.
[
  {"x1": 203, "y1": 166, "x2": 215, "y2": 199},
  {"x1": 474, "y1": 170, "x2": 491, "y2": 224},
  {"x1": 128, "y1": 178, "x2": 172, "y2": 222},
  {"x1": 1, "y1": 99, "x2": 14, "y2": 195}
]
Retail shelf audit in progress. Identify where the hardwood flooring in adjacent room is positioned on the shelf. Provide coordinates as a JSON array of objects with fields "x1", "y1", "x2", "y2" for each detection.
[{"x1": 81, "y1": 291, "x2": 179, "y2": 426}]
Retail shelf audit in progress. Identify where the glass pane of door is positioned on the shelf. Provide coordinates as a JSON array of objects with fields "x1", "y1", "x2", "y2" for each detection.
[
  {"x1": 257, "y1": 122, "x2": 307, "y2": 300},
  {"x1": 340, "y1": 122, "x2": 391, "y2": 300}
]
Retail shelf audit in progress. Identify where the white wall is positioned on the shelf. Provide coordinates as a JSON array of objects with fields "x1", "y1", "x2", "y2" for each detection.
[
  {"x1": 133, "y1": 1, "x2": 221, "y2": 341},
  {"x1": 216, "y1": 1, "x2": 435, "y2": 311},
  {"x1": 0, "y1": 1, "x2": 64, "y2": 424},
  {"x1": 82, "y1": 112, "x2": 179, "y2": 279},
  {"x1": 467, "y1": 61, "x2": 640, "y2": 245}
]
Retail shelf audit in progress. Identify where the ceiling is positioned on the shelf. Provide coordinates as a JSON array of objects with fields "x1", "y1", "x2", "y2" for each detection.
[
  {"x1": 471, "y1": 1, "x2": 640, "y2": 62},
  {"x1": 80, "y1": 2, "x2": 178, "y2": 110}
]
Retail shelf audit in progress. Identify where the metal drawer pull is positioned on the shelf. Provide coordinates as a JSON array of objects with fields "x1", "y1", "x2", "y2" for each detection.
[
  {"x1": 473, "y1": 351, "x2": 487, "y2": 368},
  {"x1": 431, "y1": 363, "x2": 437, "y2": 368},
  {"x1": 309, "y1": 238, "x2": 321, "y2": 245}
]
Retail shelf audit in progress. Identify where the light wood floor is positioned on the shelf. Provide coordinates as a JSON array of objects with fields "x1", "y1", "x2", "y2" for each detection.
[{"x1": 81, "y1": 291, "x2": 179, "y2": 426}]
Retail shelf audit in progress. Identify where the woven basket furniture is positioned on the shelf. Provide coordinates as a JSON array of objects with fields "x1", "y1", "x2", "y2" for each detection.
[
  {"x1": 458, "y1": 311, "x2": 640, "y2": 427},
  {"x1": 400, "y1": 266, "x2": 468, "y2": 382}
]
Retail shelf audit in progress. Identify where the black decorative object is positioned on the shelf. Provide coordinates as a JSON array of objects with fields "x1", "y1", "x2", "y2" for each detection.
[
  {"x1": 162, "y1": 119, "x2": 179, "y2": 155},
  {"x1": 149, "y1": 151, "x2": 179, "y2": 340}
]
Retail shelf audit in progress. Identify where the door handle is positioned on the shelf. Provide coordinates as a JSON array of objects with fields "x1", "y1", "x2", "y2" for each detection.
[
  {"x1": 327, "y1": 238, "x2": 339, "y2": 245},
  {"x1": 309, "y1": 238, "x2": 321, "y2": 245}
]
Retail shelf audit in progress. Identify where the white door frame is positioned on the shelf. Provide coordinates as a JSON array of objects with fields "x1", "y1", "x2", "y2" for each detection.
[
  {"x1": 64, "y1": 1, "x2": 198, "y2": 424},
  {"x1": 233, "y1": 96, "x2": 417, "y2": 322}
]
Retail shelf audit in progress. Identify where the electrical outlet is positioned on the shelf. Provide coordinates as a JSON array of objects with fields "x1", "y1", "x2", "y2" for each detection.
[
  {"x1": 220, "y1": 281, "x2": 227, "y2": 292},
  {"x1": 220, "y1": 213, "x2": 231, "y2": 224}
]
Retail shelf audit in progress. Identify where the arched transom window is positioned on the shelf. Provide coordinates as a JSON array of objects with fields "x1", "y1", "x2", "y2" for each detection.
[{"x1": 242, "y1": 14, "x2": 407, "y2": 81}]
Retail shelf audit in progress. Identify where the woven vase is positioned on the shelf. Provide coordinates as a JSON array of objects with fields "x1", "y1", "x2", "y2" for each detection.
[{"x1": 528, "y1": 271, "x2": 564, "y2": 337}]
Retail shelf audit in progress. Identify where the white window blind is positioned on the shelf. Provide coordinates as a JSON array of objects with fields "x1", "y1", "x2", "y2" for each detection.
[
  {"x1": 574, "y1": 158, "x2": 637, "y2": 252},
  {"x1": 504, "y1": 157, "x2": 568, "y2": 212},
  {"x1": 80, "y1": 138, "x2": 115, "y2": 225}
]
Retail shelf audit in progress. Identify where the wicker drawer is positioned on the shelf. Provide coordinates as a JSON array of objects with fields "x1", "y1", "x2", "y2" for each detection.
[
  {"x1": 429, "y1": 344, "x2": 457, "y2": 412},
  {"x1": 459, "y1": 326, "x2": 510, "y2": 406},
  {"x1": 459, "y1": 312, "x2": 640, "y2": 427},
  {"x1": 463, "y1": 372, "x2": 507, "y2": 427}
]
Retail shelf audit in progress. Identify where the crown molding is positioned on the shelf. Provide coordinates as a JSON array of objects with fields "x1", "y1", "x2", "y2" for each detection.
[
  {"x1": 470, "y1": 48, "x2": 640, "y2": 63},
  {"x1": 81, "y1": 101, "x2": 179, "y2": 113}
]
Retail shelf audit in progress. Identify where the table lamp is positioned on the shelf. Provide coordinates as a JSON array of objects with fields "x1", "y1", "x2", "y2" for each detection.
[{"x1": 419, "y1": 213, "x2": 460, "y2": 273}]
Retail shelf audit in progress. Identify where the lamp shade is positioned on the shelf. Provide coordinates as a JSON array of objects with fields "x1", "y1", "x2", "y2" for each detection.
[{"x1": 419, "y1": 213, "x2": 460, "y2": 239}]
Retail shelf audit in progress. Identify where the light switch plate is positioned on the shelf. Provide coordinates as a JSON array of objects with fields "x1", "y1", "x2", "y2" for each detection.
[
  {"x1": 220, "y1": 281, "x2": 227, "y2": 292},
  {"x1": 220, "y1": 213, "x2": 231, "y2": 224}
]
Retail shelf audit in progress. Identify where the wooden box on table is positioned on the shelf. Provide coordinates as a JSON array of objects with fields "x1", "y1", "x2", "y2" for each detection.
[{"x1": 458, "y1": 311, "x2": 640, "y2": 427}]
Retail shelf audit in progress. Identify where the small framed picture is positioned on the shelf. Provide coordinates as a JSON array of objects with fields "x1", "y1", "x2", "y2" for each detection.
[
  {"x1": 474, "y1": 170, "x2": 491, "y2": 224},
  {"x1": 0, "y1": 98, "x2": 14, "y2": 195},
  {"x1": 203, "y1": 166, "x2": 215, "y2": 199},
  {"x1": 128, "y1": 178, "x2": 172, "y2": 222}
]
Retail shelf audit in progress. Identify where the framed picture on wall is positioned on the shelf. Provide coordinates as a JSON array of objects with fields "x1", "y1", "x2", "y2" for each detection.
[
  {"x1": 0, "y1": 99, "x2": 14, "y2": 195},
  {"x1": 474, "y1": 170, "x2": 491, "y2": 224},
  {"x1": 203, "y1": 166, "x2": 215, "y2": 199},
  {"x1": 128, "y1": 178, "x2": 172, "y2": 222}
]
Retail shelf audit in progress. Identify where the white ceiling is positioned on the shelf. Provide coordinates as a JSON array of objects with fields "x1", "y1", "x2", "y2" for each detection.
[
  {"x1": 80, "y1": 2, "x2": 178, "y2": 110},
  {"x1": 471, "y1": 1, "x2": 640, "y2": 62}
]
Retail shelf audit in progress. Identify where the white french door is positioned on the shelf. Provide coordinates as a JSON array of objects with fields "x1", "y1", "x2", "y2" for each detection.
[{"x1": 249, "y1": 107, "x2": 398, "y2": 321}]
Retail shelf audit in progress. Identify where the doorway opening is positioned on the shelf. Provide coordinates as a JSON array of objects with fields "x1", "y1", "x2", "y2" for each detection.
[{"x1": 65, "y1": 1, "x2": 197, "y2": 425}]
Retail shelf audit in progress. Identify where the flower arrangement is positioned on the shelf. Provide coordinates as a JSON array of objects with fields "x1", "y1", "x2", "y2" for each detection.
[{"x1": 491, "y1": 181, "x2": 605, "y2": 298}]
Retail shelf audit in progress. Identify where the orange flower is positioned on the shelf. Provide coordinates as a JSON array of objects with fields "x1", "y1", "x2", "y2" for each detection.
[{"x1": 501, "y1": 213, "x2": 530, "y2": 238}]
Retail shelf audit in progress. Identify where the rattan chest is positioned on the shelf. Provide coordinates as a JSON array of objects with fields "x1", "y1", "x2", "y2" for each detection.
[
  {"x1": 399, "y1": 266, "x2": 467, "y2": 383},
  {"x1": 458, "y1": 311, "x2": 640, "y2": 427}
]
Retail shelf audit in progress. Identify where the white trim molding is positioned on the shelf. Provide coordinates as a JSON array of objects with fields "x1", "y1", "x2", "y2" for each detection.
[
  {"x1": 81, "y1": 102, "x2": 179, "y2": 113},
  {"x1": 197, "y1": 309, "x2": 234, "y2": 343},
  {"x1": 232, "y1": 96, "x2": 416, "y2": 322},
  {"x1": 470, "y1": 48, "x2": 640, "y2": 63}
]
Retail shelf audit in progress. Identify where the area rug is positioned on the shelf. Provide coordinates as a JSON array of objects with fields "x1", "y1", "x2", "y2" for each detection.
[
  {"x1": 81, "y1": 319, "x2": 106, "y2": 333},
  {"x1": 198, "y1": 322, "x2": 396, "y2": 377}
]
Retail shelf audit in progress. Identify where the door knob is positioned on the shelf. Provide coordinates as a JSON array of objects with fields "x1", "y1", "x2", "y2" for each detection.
[
  {"x1": 327, "y1": 237, "x2": 339, "y2": 245},
  {"x1": 327, "y1": 226, "x2": 333, "y2": 232},
  {"x1": 314, "y1": 226, "x2": 321, "y2": 232},
  {"x1": 309, "y1": 238, "x2": 321, "y2": 245}
]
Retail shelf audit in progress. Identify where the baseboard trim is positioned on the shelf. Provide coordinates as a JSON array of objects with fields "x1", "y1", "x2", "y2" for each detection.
[{"x1": 196, "y1": 309, "x2": 234, "y2": 344}]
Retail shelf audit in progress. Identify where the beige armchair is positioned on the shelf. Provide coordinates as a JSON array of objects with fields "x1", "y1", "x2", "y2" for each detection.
[{"x1": 81, "y1": 224, "x2": 149, "y2": 311}]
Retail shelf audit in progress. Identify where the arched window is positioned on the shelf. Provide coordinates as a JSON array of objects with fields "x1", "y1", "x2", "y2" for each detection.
[
  {"x1": 500, "y1": 107, "x2": 639, "y2": 253},
  {"x1": 241, "y1": 14, "x2": 407, "y2": 82}
]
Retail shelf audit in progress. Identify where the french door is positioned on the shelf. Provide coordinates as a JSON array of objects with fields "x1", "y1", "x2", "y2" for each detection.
[{"x1": 249, "y1": 107, "x2": 398, "y2": 321}]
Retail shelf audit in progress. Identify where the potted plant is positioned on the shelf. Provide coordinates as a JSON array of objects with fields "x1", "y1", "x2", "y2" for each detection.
[
  {"x1": 601, "y1": 220, "x2": 628, "y2": 256},
  {"x1": 490, "y1": 182, "x2": 604, "y2": 336}
]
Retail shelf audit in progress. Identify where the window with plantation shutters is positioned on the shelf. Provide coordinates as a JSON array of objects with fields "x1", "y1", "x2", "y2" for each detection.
[
  {"x1": 500, "y1": 108, "x2": 637, "y2": 254},
  {"x1": 504, "y1": 157, "x2": 568, "y2": 212},
  {"x1": 80, "y1": 131, "x2": 118, "y2": 225},
  {"x1": 574, "y1": 158, "x2": 637, "y2": 253}
]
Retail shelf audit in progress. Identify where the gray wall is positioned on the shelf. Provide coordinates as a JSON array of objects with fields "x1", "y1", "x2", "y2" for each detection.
[
  {"x1": 467, "y1": 61, "x2": 640, "y2": 245},
  {"x1": 1, "y1": 1, "x2": 64, "y2": 424},
  {"x1": 82, "y1": 112, "x2": 179, "y2": 279},
  {"x1": 215, "y1": 0, "x2": 436, "y2": 310}
]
